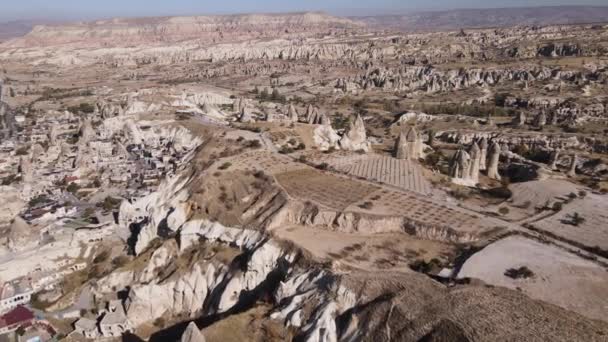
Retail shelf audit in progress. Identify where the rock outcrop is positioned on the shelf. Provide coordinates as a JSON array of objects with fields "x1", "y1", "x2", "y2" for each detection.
[
  {"x1": 479, "y1": 137, "x2": 488, "y2": 171},
  {"x1": 449, "y1": 148, "x2": 477, "y2": 186},
  {"x1": 468, "y1": 142, "x2": 481, "y2": 184},
  {"x1": 339, "y1": 114, "x2": 370, "y2": 152},
  {"x1": 549, "y1": 148, "x2": 560, "y2": 170},
  {"x1": 239, "y1": 107, "x2": 255, "y2": 123},
  {"x1": 312, "y1": 125, "x2": 341, "y2": 151},
  {"x1": 395, "y1": 127, "x2": 422, "y2": 160},
  {"x1": 287, "y1": 104, "x2": 299, "y2": 122},
  {"x1": 487, "y1": 141, "x2": 502, "y2": 180},
  {"x1": 568, "y1": 154, "x2": 577, "y2": 177}
]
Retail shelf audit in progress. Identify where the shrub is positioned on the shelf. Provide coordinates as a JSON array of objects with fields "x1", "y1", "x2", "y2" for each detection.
[
  {"x1": 562, "y1": 212, "x2": 585, "y2": 226},
  {"x1": 316, "y1": 162, "x2": 329, "y2": 170},
  {"x1": 279, "y1": 146, "x2": 295, "y2": 154},
  {"x1": 15, "y1": 146, "x2": 30, "y2": 156},
  {"x1": 100, "y1": 196, "x2": 122, "y2": 211},
  {"x1": 28, "y1": 194, "x2": 49, "y2": 207},
  {"x1": 66, "y1": 182, "x2": 80, "y2": 194},
  {"x1": 504, "y1": 266, "x2": 534, "y2": 279},
  {"x1": 245, "y1": 140, "x2": 262, "y2": 149},
  {"x1": 358, "y1": 201, "x2": 374, "y2": 209},
  {"x1": 93, "y1": 250, "x2": 110, "y2": 264},
  {"x1": 67, "y1": 102, "x2": 95, "y2": 114},
  {"x1": 483, "y1": 187, "x2": 512, "y2": 199},
  {"x1": 552, "y1": 202, "x2": 563, "y2": 211},
  {"x1": 111, "y1": 256, "x2": 130, "y2": 268},
  {"x1": 498, "y1": 207, "x2": 510, "y2": 215},
  {"x1": 218, "y1": 162, "x2": 232, "y2": 170}
]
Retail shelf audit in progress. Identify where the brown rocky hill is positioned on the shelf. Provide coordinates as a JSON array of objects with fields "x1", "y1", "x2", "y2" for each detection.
[
  {"x1": 2, "y1": 12, "x2": 364, "y2": 48},
  {"x1": 358, "y1": 6, "x2": 608, "y2": 32}
]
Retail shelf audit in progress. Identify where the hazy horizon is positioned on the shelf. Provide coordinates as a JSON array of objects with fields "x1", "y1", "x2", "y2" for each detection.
[{"x1": 2, "y1": 0, "x2": 608, "y2": 22}]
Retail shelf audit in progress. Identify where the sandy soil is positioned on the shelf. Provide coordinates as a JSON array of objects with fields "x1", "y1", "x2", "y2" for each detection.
[
  {"x1": 458, "y1": 235, "x2": 608, "y2": 322},
  {"x1": 531, "y1": 193, "x2": 608, "y2": 250},
  {"x1": 273, "y1": 224, "x2": 455, "y2": 272}
]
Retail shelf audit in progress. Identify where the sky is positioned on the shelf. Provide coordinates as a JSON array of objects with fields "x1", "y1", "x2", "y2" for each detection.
[{"x1": 2, "y1": 0, "x2": 608, "y2": 21}]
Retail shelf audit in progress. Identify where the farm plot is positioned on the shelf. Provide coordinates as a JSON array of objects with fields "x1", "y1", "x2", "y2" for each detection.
[
  {"x1": 275, "y1": 169, "x2": 380, "y2": 210},
  {"x1": 224, "y1": 150, "x2": 304, "y2": 174},
  {"x1": 356, "y1": 188, "x2": 483, "y2": 232},
  {"x1": 334, "y1": 155, "x2": 431, "y2": 195},
  {"x1": 301, "y1": 152, "x2": 431, "y2": 194},
  {"x1": 531, "y1": 193, "x2": 608, "y2": 251},
  {"x1": 458, "y1": 235, "x2": 608, "y2": 322},
  {"x1": 509, "y1": 179, "x2": 582, "y2": 209}
]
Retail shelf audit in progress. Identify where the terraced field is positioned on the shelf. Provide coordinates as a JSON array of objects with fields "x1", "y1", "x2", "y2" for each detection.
[{"x1": 275, "y1": 168, "x2": 380, "y2": 210}]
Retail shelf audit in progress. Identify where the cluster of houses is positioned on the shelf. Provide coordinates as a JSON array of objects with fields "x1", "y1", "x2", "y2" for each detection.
[
  {"x1": 0, "y1": 83, "x2": 203, "y2": 340},
  {"x1": 72, "y1": 300, "x2": 132, "y2": 339}
]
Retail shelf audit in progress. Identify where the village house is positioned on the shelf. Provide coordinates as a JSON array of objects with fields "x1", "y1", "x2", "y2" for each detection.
[
  {"x1": 73, "y1": 318, "x2": 98, "y2": 339},
  {"x1": 0, "y1": 280, "x2": 33, "y2": 313},
  {"x1": 99, "y1": 300, "x2": 131, "y2": 338},
  {"x1": 0, "y1": 306, "x2": 34, "y2": 335}
]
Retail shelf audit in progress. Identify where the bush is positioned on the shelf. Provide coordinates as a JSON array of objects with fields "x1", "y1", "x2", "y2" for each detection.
[
  {"x1": 504, "y1": 266, "x2": 534, "y2": 279},
  {"x1": 15, "y1": 146, "x2": 30, "y2": 156},
  {"x1": 279, "y1": 146, "x2": 295, "y2": 154},
  {"x1": 552, "y1": 202, "x2": 564, "y2": 211},
  {"x1": 358, "y1": 201, "x2": 374, "y2": 209},
  {"x1": 562, "y1": 212, "x2": 586, "y2": 226},
  {"x1": 67, "y1": 102, "x2": 95, "y2": 114},
  {"x1": 93, "y1": 250, "x2": 110, "y2": 264},
  {"x1": 498, "y1": 207, "x2": 510, "y2": 215},
  {"x1": 100, "y1": 196, "x2": 122, "y2": 211},
  {"x1": 66, "y1": 182, "x2": 80, "y2": 194},
  {"x1": 28, "y1": 194, "x2": 49, "y2": 207},
  {"x1": 316, "y1": 163, "x2": 329, "y2": 170},
  {"x1": 244, "y1": 140, "x2": 261, "y2": 149},
  {"x1": 218, "y1": 162, "x2": 232, "y2": 170},
  {"x1": 111, "y1": 256, "x2": 130, "y2": 268},
  {"x1": 483, "y1": 187, "x2": 512, "y2": 199}
]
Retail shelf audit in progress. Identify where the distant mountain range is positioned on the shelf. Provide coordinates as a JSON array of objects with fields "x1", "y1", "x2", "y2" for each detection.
[
  {"x1": 0, "y1": 5, "x2": 607, "y2": 42},
  {"x1": 0, "y1": 19, "x2": 68, "y2": 42},
  {"x1": 357, "y1": 6, "x2": 608, "y2": 31}
]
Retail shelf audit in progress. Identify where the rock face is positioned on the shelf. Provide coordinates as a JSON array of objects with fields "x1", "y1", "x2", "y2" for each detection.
[
  {"x1": 112, "y1": 219, "x2": 295, "y2": 329},
  {"x1": 287, "y1": 104, "x2": 299, "y2": 122},
  {"x1": 271, "y1": 269, "x2": 608, "y2": 342},
  {"x1": 395, "y1": 127, "x2": 422, "y2": 160},
  {"x1": 305, "y1": 106, "x2": 328, "y2": 125},
  {"x1": 239, "y1": 107, "x2": 255, "y2": 123},
  {"x1": 19, "y1": 156, "x2": 33, "y2": 183},
  {"x1": 48, "y1": 123, "x2": 60, "y2": 146},
  {"x1": 0, "y1": 186, "x2": 25, "y2": 225},
  {"x1": 468, "y1": 142, "x2": 481, "y2": 184},
  {"x1": 549, "y1": 148, "x2": 560, "y2": 170},
  {"x1": 7, "y1": 216, "x2": 39, "y2": 252},
  {"x1": 487, "y1": 141, "x2": 502, "y2": 180},
  {"x1": 568, "y1": 154, "x2": 577, "y2": 177},
  {"x1": 449, "y1": 148, "x2": 478, "y2": 186},
  {"x1": 450, "y1": 149, "x2": 470, "y2": 179},
  {"x1": 479, "y1": 137, "x2": 488, "y2": 171},
  {"x1": 79, "y1": 118, "x2": 96, "y2": 144},
  {"x1": 265, "y1": 111, "x2": 275, "y2": 122},
  {"x1": 313, "y1": 124, "x2": 341, "y2": 151},
  {"x1": 512, "y1": 111, "x2": 527, "y2": 126},
  {"x1": 125, "y1": 262, "x2": 213, "y2": 327},
  {"x1": 535, "y1": 111, "x2": 547, "y2": 128},
  {"x1": 339, "y1": 114, "x2": 370, "y2": 152}
]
